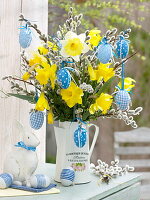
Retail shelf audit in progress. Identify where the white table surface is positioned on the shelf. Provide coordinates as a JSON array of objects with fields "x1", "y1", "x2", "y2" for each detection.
[{"x1": 0, "y1": 163, "x2": 141, "y2": 200}]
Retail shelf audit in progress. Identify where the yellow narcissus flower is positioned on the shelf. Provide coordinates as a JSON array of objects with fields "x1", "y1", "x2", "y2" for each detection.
[
  {"x1": 118, "y1": 77, "x2": 136, "y2": 91},
  {"x1": 42, "y1": 62, "x2": 57, "y2": 89},
  {"x1": 60, "y1": 82, "x2": 84, "y2": 108},
  {"x1": 88, "y1": 66, "x2": 97, "y2": 81},
  {"x1": 35, "y1": 63, "x2": 57, "y2": 88},
  {"x1": 35, "y1": 92, "x2": 50, "y2": 111},
  {"x1": 38, "y1": 41, "x2": 58, "y2": 55},
  {"x1": 35, "y1": 68, "x2": 50, "y2": 85},
  {"x1": 22, "y1": 72, "x2": 30, "y2": 81},
  {"x1": 38, "y1": 46, "x2": 49, "y2": 55},
  {"x1": 89, "y1": 93, "x2": 113, "y2": 114},
  {"x1": 60, "y1": 31, "x2": 89, "y2": 62},
  {"x1": 29, "y1": 52, "x2": 47, "y2": 67},
  {"x1": 88, "y1": 63, "x2": 114, "y2": 82},
  {"x1": 87, "y1": 30, "x2": 102, "y2": 49},
  {"x1": 41, "y1": 61, "x2": 51, "y2": 69},
  {"x1": 96, "y1": 63, "x2": 115, "y2": 82},
  {"x1": 48, "y1": 109, "x2": 54, "y2": 124},
  {"x1": 48, "y1": 41, "x2": 58, "y2": 51},
  {"x1": 48, "y1": 64, "x2": 57, "y2": 89}
]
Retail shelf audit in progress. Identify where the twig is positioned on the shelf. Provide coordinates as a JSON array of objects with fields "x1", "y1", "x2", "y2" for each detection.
[
  {"x1": 7, "y1": 77, "x2": 40, "y2": 91},
  {"x1": 0, "y1": 90, "x2": 9, "y2": 98},
  {"x1": 21, "y1": 51, "x2": 29, "y2": 65},
  {"x1": 114, "y1": 51, "x2": 138, "y2": 70}
]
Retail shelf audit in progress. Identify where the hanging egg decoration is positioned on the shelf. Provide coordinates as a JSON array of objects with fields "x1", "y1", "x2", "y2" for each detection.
[
  {"x1": 74, "y1": 126, "x2": 87, "y2": 148},
  {"x1": 60, "y1": 167, "x2": 75, "y2": 187},
  {"x1": 96, "y1": 37, "x2": 113, "y2": 64},
  {"x1": 116, "y1": 35, "x2": 129, "y2": 59},
  {"x1": 115, "y1": 90, "x2": 131, "y2": 111},
  {"x1": 30, "y1": 174, "x2": 51, "y2": 189},
  {"x1": 19, "y1": 24, "x2": 32, "y2": 48},
  {"x1": 0, "y1": 173, "x2": 13, "y2": 189},
  {"x1": 30, "y1": 111, "x2": 44, "y2": 130},
  {"x1": 57, "y1": 68, "x2": 71, "y2": 89}
]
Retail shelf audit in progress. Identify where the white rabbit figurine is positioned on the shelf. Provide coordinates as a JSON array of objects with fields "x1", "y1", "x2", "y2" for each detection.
[{"x1": 3, "y1": 122, "x2": 40, "y2": 187}]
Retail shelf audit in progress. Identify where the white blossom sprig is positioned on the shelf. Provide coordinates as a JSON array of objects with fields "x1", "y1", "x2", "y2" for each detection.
[
  {"x1": 90, "y1": 159, "x2": 134, "y2": 184},
  {"x1": 80, "y1": 83, "x2": 94, "y2": 93},
  {"x1": 106, "y1": 107, "x2": 143, "y2": 128}
]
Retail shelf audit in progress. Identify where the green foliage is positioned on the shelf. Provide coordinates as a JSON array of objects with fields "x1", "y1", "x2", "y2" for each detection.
[
  {"x1": 48, "y1": 0, "x2": 149, "y2": 32},
  {"x1": 46, "y1": 156, "x2": 56, "y2": 164},
  {"x1": 8, "y1": 93, "x2": 36, "y2": 104},
  {"x1": 96, "y1": 77, "x2": 115, "y2": 96}
]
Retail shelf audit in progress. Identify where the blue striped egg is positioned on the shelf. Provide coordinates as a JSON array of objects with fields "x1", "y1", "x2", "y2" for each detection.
[
  {"x1": 0, "y1": 173, "x2": 13, "y2": 189},
  {"x1": 57, "y1": 68, "x2": 71, "y2": 89},
  {"x1": 115, "y1": 90, "x2": 131, "y2": 111},
  {"x1": 116, "y1": 36, "x2": 129, "y2": 59},
  {"x1": 30, "y1": 111, "x2": 44, "y2": 130},
  {"x1": 19, "y1": 26, "x2": 32, "y2": 48},
  {"x1": 97, "y1": 38, "x2": 113, "y2": 64},
  {"x1": 60, "y1": 167, "x2": 75, "y2": 186},
  {"x1": 30, "y1": 174, "x2": 51, "y2": 189},
  {"x1": 74, "y1": 127, "x2": 87, "y2": 148}
]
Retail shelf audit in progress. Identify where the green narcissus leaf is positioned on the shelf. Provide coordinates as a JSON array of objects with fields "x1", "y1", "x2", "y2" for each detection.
[
  {"x1": 8, "y1": 93, "x2": 36, "y2": 104},
  {"x1": 96, "y1": 77, "x2": 115, "y2": 96},
  {"x1": 82, "y1": 110, "x2": 90, "y2": 121}
]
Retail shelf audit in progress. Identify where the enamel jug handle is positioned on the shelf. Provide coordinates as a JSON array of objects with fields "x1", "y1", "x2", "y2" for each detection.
[{"x1": 88, "y1": 124, "x2": 99, "y2": 158}]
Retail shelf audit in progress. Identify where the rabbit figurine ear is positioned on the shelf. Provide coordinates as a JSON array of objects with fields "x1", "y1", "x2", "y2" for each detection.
[
  {"x1": 16, "y1": 121, "x2": 26, "y2": 136},
  {"x1": 15, "y1": 120, "x2": 40, "y2": 147}
]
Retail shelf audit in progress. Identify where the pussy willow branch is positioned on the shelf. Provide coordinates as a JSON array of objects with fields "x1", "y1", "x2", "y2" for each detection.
[
  {"x1": 21, "y1": 51, "x2": 29, "y2": 65},
  {"x1": 7, "y1": 77, "x2": 41, "y2": 92}
]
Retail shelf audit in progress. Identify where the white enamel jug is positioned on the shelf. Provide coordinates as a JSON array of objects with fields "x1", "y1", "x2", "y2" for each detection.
[{"x1": 54, "y1": 121, "x2": 99, "y2": 184}]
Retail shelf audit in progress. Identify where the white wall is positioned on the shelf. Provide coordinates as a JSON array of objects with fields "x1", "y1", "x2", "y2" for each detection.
[{"x1": 0, "y1": 0, "x2": 48, "y2": 173}]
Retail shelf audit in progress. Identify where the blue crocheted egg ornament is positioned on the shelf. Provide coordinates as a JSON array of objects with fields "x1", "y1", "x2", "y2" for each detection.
[
  {"x1": 115, "y1": 90, "x2": 131, "y2": 111},
  {"x1": 30, "y1": 111, "x2": 44, "y2": 130},
  {"x1": 97, "y1": 37, "x2": 113, "y2": 64},
  {"x1": 60, "y1": 167, "x2": 75, "y2": 187},
  {"x1": 74, "y1": 126, "x2": 87, "y2": 148},
  {"x1": 116, "y1": 35, "x2": 129, "y2": 59},
  {"x1": 0, "y1": 173, "x2": 13, "y2": 189},
  {"x1": 19, "y1": 25, "x2": 32, "y2": 48},
  {"x1": 57, "y1": 68, "x2": 71, "y2": 89}
]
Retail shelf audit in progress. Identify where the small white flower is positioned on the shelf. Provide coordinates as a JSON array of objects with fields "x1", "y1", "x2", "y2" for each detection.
[{"x1": 90, "y1": 163, "x2": 95, "y2": 169}]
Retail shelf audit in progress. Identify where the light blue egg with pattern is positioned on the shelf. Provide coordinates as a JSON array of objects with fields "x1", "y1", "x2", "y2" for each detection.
[
  {"x1": 19, "y1": 25, "x2": 32, "y2": 48},
  {"x1": 60, "y1": 167, "x2": 75, "y2": 186},
  {"x1": 116, "y1": 35, "x2": 129, "y2": 59},
  {"x1": 30, "y1": 111, "x2": 44, "y2": 130},
  {"x1": 0, "y1": 173, "x2": 13, "y2": 189},
  {"x1": 57, "y1": 68, "x2": 71, "y2": 89},
  {"x1": 74, "y1": 127, "x2": 87, "y2": 148},
  {"x1": 97, "y1": 38, "x2": 113, "y2": 64},
  {"x1": 30, "y1": 174, "x2": 51, "y2": 189},
  {"x1": 115, "y1": 90, "x2": 131, "y2": 111}
]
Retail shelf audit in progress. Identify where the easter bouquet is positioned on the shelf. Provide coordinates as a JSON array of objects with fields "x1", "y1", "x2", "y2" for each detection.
[{"x1": 4, "y1": 7, "x2": 142, "y2": 129}]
